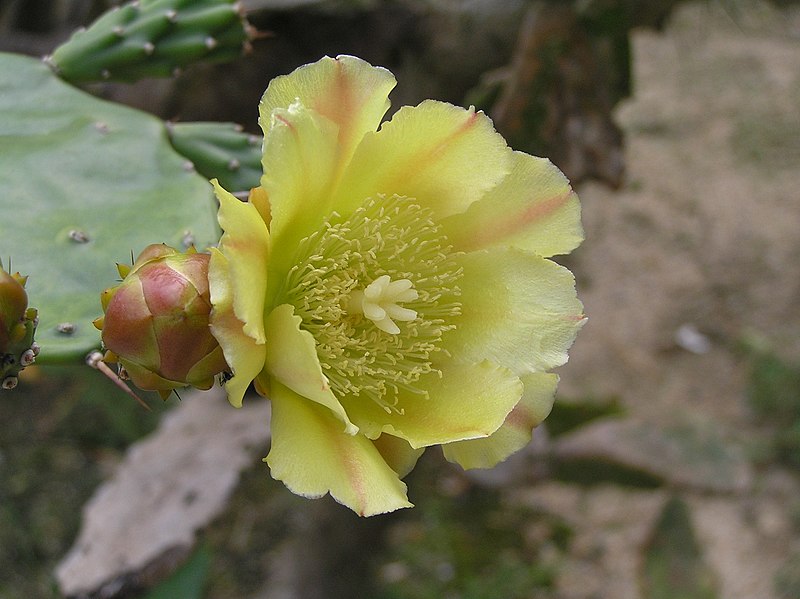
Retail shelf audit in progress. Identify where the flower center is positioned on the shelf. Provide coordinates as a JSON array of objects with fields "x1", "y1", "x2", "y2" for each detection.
[
  {"x1": 347, "y1": 275, "x2": 418, "y2": 335},
  {"x1": 283, "y1": 195, "x2": 461, "y2": 411}
]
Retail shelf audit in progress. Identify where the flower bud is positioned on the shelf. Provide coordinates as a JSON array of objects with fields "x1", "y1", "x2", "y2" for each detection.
[
  {"x1": 94, "y1": 244, "x2": 228, "y2": 399},
  {"x1": 1, "y1": 261, "x2": 38, "y2": 389}
]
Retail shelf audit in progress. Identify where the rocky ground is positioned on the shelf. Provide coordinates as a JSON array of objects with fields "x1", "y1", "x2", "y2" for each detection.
[{"x1": 537, "y1": 3, "x2": 800, "y2": 597}]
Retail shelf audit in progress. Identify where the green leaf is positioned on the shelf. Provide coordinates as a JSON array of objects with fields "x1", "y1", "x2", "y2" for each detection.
[{"x1": 0, "y1": 53, "x2": 219, "y2": 363}]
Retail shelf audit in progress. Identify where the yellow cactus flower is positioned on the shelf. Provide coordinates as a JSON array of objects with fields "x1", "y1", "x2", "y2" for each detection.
[{"x1": 209, "y1": 55, "x2": 585, "y2": 516}]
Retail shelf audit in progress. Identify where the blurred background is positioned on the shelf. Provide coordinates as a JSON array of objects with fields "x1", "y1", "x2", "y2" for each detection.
[{"x1": 1, "y1": 0, "x2": 800, "y2": 597}]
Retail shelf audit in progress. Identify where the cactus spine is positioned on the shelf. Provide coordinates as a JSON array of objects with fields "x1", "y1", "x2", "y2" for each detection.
[{"x1": 47, "y1": 0, "x2": 254, "y2": 84}]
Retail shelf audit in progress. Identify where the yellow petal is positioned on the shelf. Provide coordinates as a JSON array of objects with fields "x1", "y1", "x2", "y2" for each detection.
[
  {"x1": 212, "y1": 179, "x2": 269, "y2": 344},
  {"x1": 209, "y1": 248, "x2": 266, "y2": 407},
  {"x1": 343, "y1": 361, "x2": 523, "y2": 449},
  {"x1": 440, "y1": 151, "x2": 583, "y2": 256},
  {"x1": 372, "y1": 434, "x2": 425, "y2": 479},
  {"x1": 264, "y1": 304, "x2": 358, "y2": 435},
  {"x1": 442, "y1": 372, "x2": 558, "y2": 469},
  {"x1": 332, "y1": 101, "x2": 510, "y2": 219},
  {"x1": 259, "y1": 55, "x2": 395, "y2": 168},
  {"x1": 446, "y1": 248, "x2": 586, "y2": 375},
  {"x1": 259, "y1": 102, "x2": 340, "y2": 298},
  {"x1": 266, "y1": 381, "x2": 412, "y2": 517}
]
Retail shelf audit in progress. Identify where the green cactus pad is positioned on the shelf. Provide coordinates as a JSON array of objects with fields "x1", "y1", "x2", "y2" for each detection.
[
  {"x1": 167, "y1": 122, "x2": 262, "y2": 192},
  {"x1": 0, "y1": 53, "x2": 219, "y2": 363},
  {"x1": 47, "y1": 0, "x2": 251, "y2": 84}
]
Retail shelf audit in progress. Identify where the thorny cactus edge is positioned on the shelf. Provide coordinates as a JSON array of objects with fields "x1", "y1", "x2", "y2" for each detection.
[
  {"x1": 0, "y1": 260, "x2": 39, "y2": 390},
  {"x1": 94, "y1": 244, "x2": 229, "y2": 400}
]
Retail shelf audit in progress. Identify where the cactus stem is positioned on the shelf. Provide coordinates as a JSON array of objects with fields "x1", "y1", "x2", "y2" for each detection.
[
  {"x1": 69, "y1": 229, "x2": 90, "y2": 243},
  {"x1": 57, "y1": 322, "x2": 76, "y2": 335}
]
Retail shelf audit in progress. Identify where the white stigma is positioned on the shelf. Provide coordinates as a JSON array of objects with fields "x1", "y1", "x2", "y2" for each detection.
[{"x1": 349, "y1": 275, "x2": 419, "y2": 334}]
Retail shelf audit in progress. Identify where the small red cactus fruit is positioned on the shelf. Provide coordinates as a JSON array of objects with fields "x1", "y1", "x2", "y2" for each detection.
[
  {"x1": 94, "y1": 244, "x2": 229, "y2": 400},
  {"x1": 1, "y1": 261, "x2": 39, "y2": 390}
]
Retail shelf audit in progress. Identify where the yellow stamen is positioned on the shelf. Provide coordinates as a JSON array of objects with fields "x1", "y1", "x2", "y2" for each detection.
[{"x1": 282, "y1": 194, "x2": 462, "y2": 410}]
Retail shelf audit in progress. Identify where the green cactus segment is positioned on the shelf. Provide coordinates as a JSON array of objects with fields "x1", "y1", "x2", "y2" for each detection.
[
  {"x1": 167, "y1": 122, "x2": 262, "y2": 192},
  {"x1": 0, "y1": 262, "x2": 39, "y2": 389},
  {"x1": 47, "y1": 0, "x2": 251, "y2": 84},
  {"x1": 0, "y1": 309, "x2": 38, "y2": 389},
  {"x1": 0, "y1": 53, "x2": 219, "y2": 363}
]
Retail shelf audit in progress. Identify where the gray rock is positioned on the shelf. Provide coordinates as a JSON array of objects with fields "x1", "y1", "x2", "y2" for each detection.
[{"x1": 55, "y1": 387, "x2": 271, "y2": 598}]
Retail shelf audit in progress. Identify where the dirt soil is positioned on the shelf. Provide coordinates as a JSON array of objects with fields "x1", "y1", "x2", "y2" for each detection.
[{"x1": 544, "y1": 2, "x2": 800, "y2": 597}]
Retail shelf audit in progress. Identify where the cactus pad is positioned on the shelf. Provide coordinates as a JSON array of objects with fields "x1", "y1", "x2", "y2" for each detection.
[
  {"x1": 47, "y1": 0, "x2": 252, "y2": 84},
  {"x1": 167, "y1": 122, "x2": 262, "y2": 192},
  {"x1": 0, "y1": 53, "x2": 219, "y2": 363}
]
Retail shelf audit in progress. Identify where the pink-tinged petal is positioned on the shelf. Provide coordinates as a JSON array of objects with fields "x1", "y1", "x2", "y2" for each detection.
[
  {"x1": 440, "y1": 151, "x2": 583, "y2": 256},
  {"x1": 209, "y1": 248, "x2": 265, "y2": 408},
  {"x1": 445, "y1": 248, "x2": 586, "y2": 375},
  {"x1": 343, "y1": 361, "x2": 523, "y2": 449},
  {"x1": 442, "y1": 372, "x2": 558, "y2": 469},
  {"x1": 332, "y1": 101, "x2": 510, "y2": 218},
  {"x1": 259, "y1": 55, "x2": 395, "y2": 168},
  {"x1": 266, "y1": 381, "x2": 412, "y2": 517},
  {"x1": 101, "y1": 277, "x2": 159, "y2": 369},
  {"x1": 212, "y1": 179, "x2": 269, "y2": 344},
  {"x1": 264, "y1": 304, "x2": 358, "y2": 435},
  {"x1": 373, "y1": 434, "x2": 425, "y2": 479},
  {"x1": 259, "y1": 103, "x2": 340, "y2": 298}
]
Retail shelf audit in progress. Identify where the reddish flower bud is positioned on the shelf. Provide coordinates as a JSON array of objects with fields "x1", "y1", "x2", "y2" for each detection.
[
  {"x1": 1, "y1": 261, "x2": 38, "y2": 390},
  {"x1": 94, "y1": 244, "x2": 228, "y2": 399}
]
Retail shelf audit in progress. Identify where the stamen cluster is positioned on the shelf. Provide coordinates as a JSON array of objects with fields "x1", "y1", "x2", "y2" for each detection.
[{"x1": 283, "y1": 195, "x2": 462, "y2": 410}]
